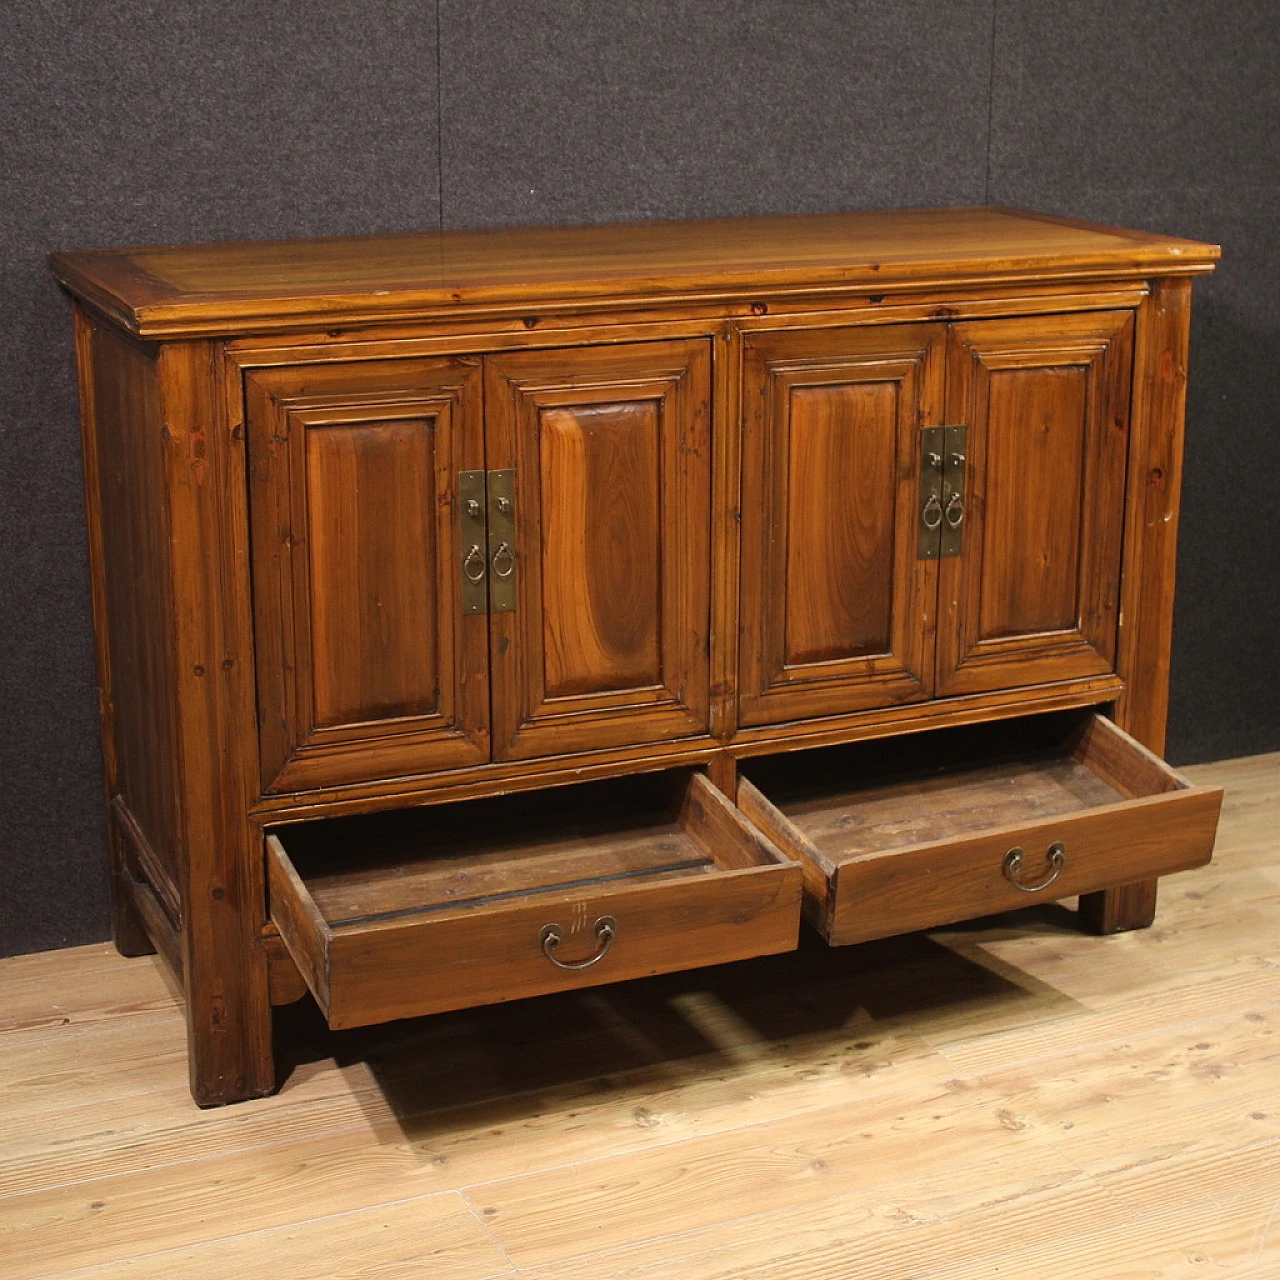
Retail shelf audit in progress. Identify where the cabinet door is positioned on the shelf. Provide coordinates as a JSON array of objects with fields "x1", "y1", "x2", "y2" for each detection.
[
  {"x1": 247, "y1": 357, "x2": 489, "y2": 791},
  {"x1": 738, "y1": 325, "x2": 944, "y2": 727},
  {"x1": 485, "y1": 341, "x2": 711, "y2": 761},
  {"x1": 936, "y1": 311, "x2": 1134, "y2": 696}
]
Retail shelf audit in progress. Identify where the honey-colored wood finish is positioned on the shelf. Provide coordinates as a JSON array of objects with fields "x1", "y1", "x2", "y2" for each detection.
[
  {"x1": 51, "y1": 208, "x2": 1220, "y2": 1104},
  {"x1": 47, "y1": 206, "x2": 1217, "y2": 337},
  {"x1": 485, "y1": 340, "x2": 712, "y2": 759},
  {"x1": 268, "y1": 772, "x2": 800, "y2": 1028},
  {"x1": 739, "y1": 713, "x2": 1221, "y2": 945},
  {"x1": 245, "y1": 356, "x2": 490, "y2": 792},
  {"x1": 738, "y1": 324, "x2": 941, "y2": 724}
]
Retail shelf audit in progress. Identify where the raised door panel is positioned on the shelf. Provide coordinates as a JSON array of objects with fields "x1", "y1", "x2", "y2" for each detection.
[
  {"x1": 936, "y1": 311, "x2": 1134, "y2": 696},
  {"x1": 485, "y1": 340, "x2": 712, "y2": 761},
  {"x1": 738, "y1": 325, "x2": 944, "y2": 727},
  {"x1": 246, "y1": 357, "x2": 489, "y2": 791}
]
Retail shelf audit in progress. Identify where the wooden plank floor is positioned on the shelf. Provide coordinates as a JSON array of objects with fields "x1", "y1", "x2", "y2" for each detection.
[{"x1": 1, "y1": 752, "x2": 1277, "y2": 1279}]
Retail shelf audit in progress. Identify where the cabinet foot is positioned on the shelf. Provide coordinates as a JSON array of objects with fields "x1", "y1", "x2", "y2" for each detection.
[
  {"x1": 1079, "y1": 878, "x2": 1159, "y2": 934},
  {"x1": 188, "y1": 1002, "x2": 278, "y2": 1108}
]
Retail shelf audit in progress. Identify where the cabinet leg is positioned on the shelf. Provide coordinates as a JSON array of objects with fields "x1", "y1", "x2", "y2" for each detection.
[
  {"x1": 187, "y1": 988, "x2": 277, "y2": 1108},
  {"x1": 1079, "y1": 878, "x2": 1159, "y2": 934},
  {"x1": 185, "y1": 943, "x2": 277, "y2": 1107}
]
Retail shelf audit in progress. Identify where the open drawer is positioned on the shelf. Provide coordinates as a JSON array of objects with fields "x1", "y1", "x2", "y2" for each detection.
[
  {"x1": 267, "y1": 770, "x2": 801, "y2": 1028},
  {"x1": 738, "y1": 711, "x2": 1223, "y2": 946}
]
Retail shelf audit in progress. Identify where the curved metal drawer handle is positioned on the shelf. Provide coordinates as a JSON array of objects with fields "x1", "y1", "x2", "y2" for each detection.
[
  {"x1": 491, "y1": 541, "x2": 515, "y2": 579},
  {"x1": 539, "y1": 916, "x2": 616, "y2": 970},
  {"x1": 1003, "y1": 842, "x2": 1066, "y2": 893},
  {"x1": 462, "y1": 543, "x2": 487, "y2": 584},
  {"x1": 921, "y1": 493, "x2": 944, "y2": 530},
  {"x1": 944, "y1": 490, "x2": 965, "y2": 529}
]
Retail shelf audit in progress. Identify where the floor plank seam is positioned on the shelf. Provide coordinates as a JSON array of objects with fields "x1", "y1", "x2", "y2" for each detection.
[{"x1": 458, "y1": 1187, "x2": 521, "y2": 1275}]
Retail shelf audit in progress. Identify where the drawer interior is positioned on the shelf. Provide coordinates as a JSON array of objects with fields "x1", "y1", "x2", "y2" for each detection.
[
  {"x1": 742, "y1": 711, "x2": 1152, "y2": 859},
  {"x1": 267, "y1": 768, "x2": 801, "y2": 1027},
  {"x1": 274, "y1": 770, "x2": 758, "y2": 930},
  {"x1": 739, "y1": 710, "x2": 1221, "y2": 943}
]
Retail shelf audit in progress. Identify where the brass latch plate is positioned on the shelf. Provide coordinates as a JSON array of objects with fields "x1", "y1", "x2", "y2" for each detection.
[
  {"x1": 487, "y1": 469, "x2": 517, "y2": 614},
  {"x1": 459, "y1": 469, "x2": 489, "y2": 615},
  {"x1": 919, "y1": 425, "x2": 966, "y2": 560}
]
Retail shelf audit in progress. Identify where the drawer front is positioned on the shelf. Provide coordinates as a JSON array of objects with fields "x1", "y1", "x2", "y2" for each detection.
[
  {"x1": 821, "y1": 787, "x2": 1220, "y2": 945},
  {"x1": 738, "y1": 713, "x2": 1223, "y2": 946},
  {"x1": 268, "y1": 773, "x2": 802, "y2": 1029}
]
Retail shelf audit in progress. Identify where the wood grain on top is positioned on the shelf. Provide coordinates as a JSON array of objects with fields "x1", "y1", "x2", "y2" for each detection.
[{"x1": 48, "y1": 207, "x2": 1220, "y2": 336}]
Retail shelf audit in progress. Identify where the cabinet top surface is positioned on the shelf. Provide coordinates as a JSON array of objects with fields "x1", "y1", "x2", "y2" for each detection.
[{"x1": 49, "y1": 206, "x2": 1219, "y2": 338}]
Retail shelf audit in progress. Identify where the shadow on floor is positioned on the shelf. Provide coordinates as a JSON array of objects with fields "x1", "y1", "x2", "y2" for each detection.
[{"x1": 272, "y1": 902, "x2": 1083, "y2": 1146}]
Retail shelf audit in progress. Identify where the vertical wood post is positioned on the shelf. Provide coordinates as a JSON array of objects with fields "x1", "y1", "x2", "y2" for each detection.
[
  {"x1": 1081, "y1": 277, "x2": 1194, "y2": 936},
  {"x1": 161, "y1": 341, "x2": 274, "y2": 1104}
]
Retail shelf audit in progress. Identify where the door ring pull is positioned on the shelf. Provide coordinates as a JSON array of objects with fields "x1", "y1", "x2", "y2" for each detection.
[
  {"x1": 944, "y1": 491, "x2": 965, "y2": 529},
  {"x1": 462, "y1": 543, "x2": 486, "y2": 583},
  {"x1": 491, "y1": 541, "x2": 515, "y2": 579},
  {"x1": 1003, "y1": 842, "x2": 1066, "y2": 893},
  {"x1": 921, "y1": 493, "x2": 944, "y2": 530},
  {"x1": 540, "y1": 916, "x2": 616, "y2": 970}
]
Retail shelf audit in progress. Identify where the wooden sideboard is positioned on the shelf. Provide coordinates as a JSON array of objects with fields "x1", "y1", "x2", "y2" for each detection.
[{"x1": 50, "y1": 207, "x2": 1224, "y2": 1106}]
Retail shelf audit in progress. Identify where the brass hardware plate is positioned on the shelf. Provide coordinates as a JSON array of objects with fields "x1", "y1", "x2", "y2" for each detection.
[
  {"x1": 918, "y1": 427, "x2": 944, "y2": 560},
  {"x1": 939, "y1": 424, "x2": 967, "y2": 560},
  {"x1": 487, "y1": 468, "x2": 517, "y2": 613},
  {"x1": 458, "y1": 469, "x2": 488, "y2": 614}
]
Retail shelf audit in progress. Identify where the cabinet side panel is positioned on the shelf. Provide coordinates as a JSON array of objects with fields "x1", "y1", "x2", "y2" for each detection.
[{"x1": 80, "y1": 310, "x2": 182, "y2": 920}]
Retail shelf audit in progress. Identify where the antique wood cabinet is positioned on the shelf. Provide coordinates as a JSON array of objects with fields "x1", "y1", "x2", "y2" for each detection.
[{"x1": 51, "y1": 208, "x2": 1223, "y2": 1105}]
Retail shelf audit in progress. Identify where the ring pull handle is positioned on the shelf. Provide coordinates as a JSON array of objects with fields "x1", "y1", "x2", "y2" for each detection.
[
  {"x1": 921, "y1": 493, "x2": 944, "y2": 530},
  {"x1": 943, "y1": 490, "x2": 965, "y2": 529},
  {"x1": 491, "y1": 541, "x2": 515, "y2": 579},
  {"x1": 1003, "y1": 842, "x2": 1066, "y2": 893},
  {"x1": 539, "y1": 916, "x2": 616, "y2": 970},
  {"x1": 462, "y1": 543, "x2": 487, "y2": 584}
]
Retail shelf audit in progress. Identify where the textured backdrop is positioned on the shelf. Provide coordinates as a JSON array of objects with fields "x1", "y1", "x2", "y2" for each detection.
[{"x1": 3, "y1": 0, "x2": 1277, "y2": 956}]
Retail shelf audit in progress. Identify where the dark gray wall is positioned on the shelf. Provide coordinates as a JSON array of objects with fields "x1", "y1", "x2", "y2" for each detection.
[{"x1": 3, "y1": 1, "x2": 1276, "y2": 957}]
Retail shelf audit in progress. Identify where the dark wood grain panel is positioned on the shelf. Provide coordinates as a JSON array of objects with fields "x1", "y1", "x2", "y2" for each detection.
[
  {"x1": 486, "y1": 340, "x2": 711, "y2": 760},
  {"x1": 784, "y1": 381, "x2": 897, "y2": 662},
  {"x1": 738, "y1": 324, "x2": 943, "y2": 726},
  {"x1": 978, "y1": 365, "x2": 1087, "y2": 637},
  {"x1": 936, "y1": 310, "x2": 1134, "y2": 696},
  {"x1": 244, "y1": 356, "x2": 489, "y2": 792},
  {"x1": 539, "y1": 400, "x2": 662, "y2": 697},
  {"x1": 305, "y1": 417, "x2": 441, "y2": 725}
]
